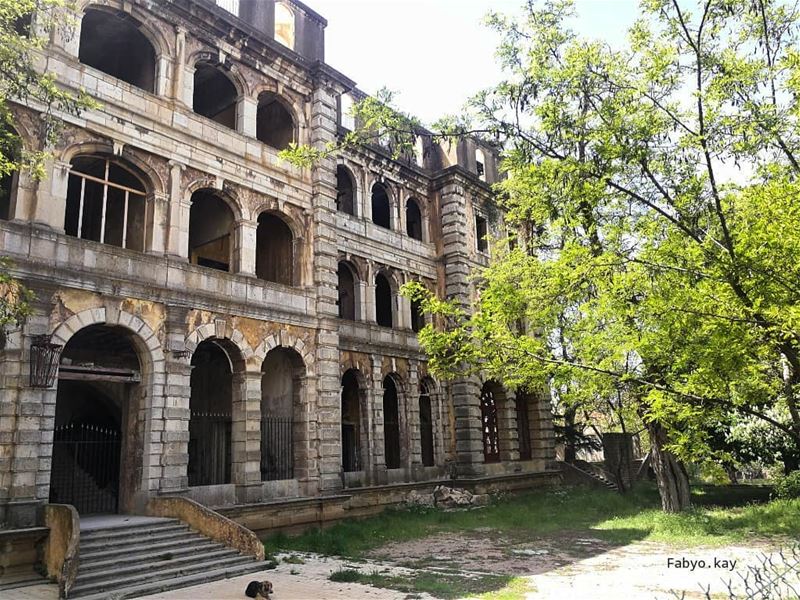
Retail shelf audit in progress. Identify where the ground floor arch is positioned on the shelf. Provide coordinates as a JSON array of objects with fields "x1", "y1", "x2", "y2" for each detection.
[{"x1": 341, "y1": 369, "x2": 365, "y2": 472}]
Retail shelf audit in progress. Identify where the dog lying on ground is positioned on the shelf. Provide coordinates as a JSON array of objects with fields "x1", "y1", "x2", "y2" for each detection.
[{"x1": 245, "y1": 580, "x2": 273, "y2": 599}]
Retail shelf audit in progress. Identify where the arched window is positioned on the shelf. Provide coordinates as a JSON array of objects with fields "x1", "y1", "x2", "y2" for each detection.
[
  {"x1": 193, "y1": 62, "x2": 237, "y2": 130},
  {"x1": 274, "y1": 3, "x2": 295, "y2": 49},
  {"x1": 65, "y1": 156, "x2": 147, "y2": 251},
  {"x1": 256, "y1": 213, "x2": 293, "y2": 285},
  {"x1": 261, "y1": 347, "x2": 304, "y2": 481},
  {"x1": 375, "y1": 273, "x2": 393, "y2": 328},
  {"x1": 336, "y1": 166, "x2": 355, "y2": 215},
  {"x1": 337, "y1": 262, "x2": 356, "y2": 320},
  {"x1": 79, "y1": 8, "x2": 156, "y2": 92},
  {"x1": 419, "y1": 380, "x2": 435, "y2": 467},
  {"x1": 475, "y1": 147, "x2": 487, "y2": 181},
  {"x1": 383, "y1": 376, "x2": 401, "y2": 469},
  {"x1": 371, "y1": 183, "x2": 390, "y2": 229},
  {"x1": 406, "y1": 198, "x2": 423, "y2": 240},
  {"x1": 339, "y1": 94, "x2": 355, "y2": 130},
  {"x1": 189, "y1": 340, "x2": 236, "y2": 486},
  {"x1": 189, "y1": 190, "x2": 234, "y2": 272},
  {"x1": 480, "y1": 382, "x2": 500, "y2": 463},
  {"x1": 256, "y1": 93, "x2": 294, "y2": 150},
  {"x1": 341, "y1": 369, "x2": 363, "y2": 472}
]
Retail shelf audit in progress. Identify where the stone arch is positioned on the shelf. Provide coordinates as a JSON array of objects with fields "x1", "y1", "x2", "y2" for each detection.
[
  {"x1": 183, "y1": 179, "x2": 244, "y2": 221},
  {"x1": 341, "y1": 367, "x2": 368, "y2": 473},
  {"x1": 60, "y1": 142, "x2": 167, "y2": 197},
  {"x1": 184, "y1": 322, "x2": 254, "y2": 364},
  {"x1": 336, "y1": 164, "x2": 357, "y2": 215},
  {"x1": 337, "y1": 260, "x2": 359, "y2": 320},
  {"x1": 253, "y1": 332, "x2": 314, "y2": 376},
  {"x1": 382, "y1": 373, "x2": 403, "y2": 469},
  {"x1": 187, "y1": 50, "x2": 250, "y2": 98},
  {"x1": 255, "y1": 91, "x2": 297, "y2": 150}
]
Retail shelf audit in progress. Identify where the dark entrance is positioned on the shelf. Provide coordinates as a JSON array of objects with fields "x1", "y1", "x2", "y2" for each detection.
[
  {"x1": 50, "y1": 325, "x2": 141, "y2": 514},
  {"x1": 383, "y1": 376, "x2": 401, "y2": 469},
  {"x1": 419, "y1": 391, "x2": 434, "y2": 467}
]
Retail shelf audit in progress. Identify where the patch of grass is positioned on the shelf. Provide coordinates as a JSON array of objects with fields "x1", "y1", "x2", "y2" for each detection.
[
  {"x1": 266, "y1": 484, "x2": 798, "y2": 557},
  {"x1": 282, "y1": 554, "x2": 305, "y2": 564},
  {"x1": 477, "y1": 577, "x2": 536, "y2": 600},
  {"x1": 328, "y1": 567, "x2": 513, "y2": 599}
]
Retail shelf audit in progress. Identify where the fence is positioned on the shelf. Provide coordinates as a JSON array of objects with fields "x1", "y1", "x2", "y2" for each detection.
[
  {"x1": 188, "y1": 412, "x2": 231, "y2": 486},
  {"x1": 261, "y1": 416, "x2": 294, "y2": 481}
]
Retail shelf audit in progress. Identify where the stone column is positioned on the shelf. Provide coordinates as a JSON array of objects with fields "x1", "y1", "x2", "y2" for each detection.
[
  {"x1": 157, "y1": 305, "x2": 192, "y2": 497},
  {"x1": 233, "y1": 371, "x2": 262, "y2": 503},
  {"x1": 497, "y1": 390, "x2": 519, "y2": 463},
  {"x1": 234, "y1": 219, "x2": 257, "y2": 276},
  {"x1": 166, "y1": 161, "x2": 187, "y2": 259},
  {"x1": 437, "y1": 176, "x2": 485, "y2": 476},
  {"x1": 155, "y1": 54, "x2": 171, "y2": 98},
  {"x1": 364, "y1": 261, "x2": 376, "y2": 323},
  {"x1": 146, "y1": 192, "x2": 169, "y2": 255},
  {"x1": 237, "y1": 96, "x2": 258, "y2": 138},
  {"x1": 172, "y1": 28, "x2": 187, "y2": 104},
  {"x1": 407, "y1": 361, "x2": 422, "y2": 471},
  {"x1": 309, "y1": 68, "x2": 345, "y2": 493},
  {"x1": 32, "y1": 158, "x2": 70, "y2": 231},
  {"x1": 389, "y1": 194, "x2": 399, "y2": 232},
  {"x1": 530, "y1": 387, "x2": 556, "y2": 467},
  {"x1": 369, "y1": 355, "x2": 386, "y2": 479},
  {"x1": 10, "y1": 170, "x2": 36, "y2": 222}
]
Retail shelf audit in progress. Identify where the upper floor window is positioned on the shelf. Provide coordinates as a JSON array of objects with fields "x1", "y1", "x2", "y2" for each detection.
[
  {"x1": 274, "y1": 3, "x2": 295, "y2": 49},
  {"x1": 256, "y1": 212, "x2": 293, "y2": 285},
  {"x1": 375, "y1": 273, "x2": 393, "y2": 328},
  {"x1": 406, "y1": 198, "x2": 423, "y2": 241},
  {"x1": 371, "y1": 183, "x2": 390, "y2": 229},
  {"x1": 339, "y1": 94, "x2": 355, "y2": 130},
  {"x1": 256, "y1": 93, "x2": 294, "y2": 150},
  {"x1": 79, "y1": 8, "x2": 156, "y2": 93},
  {"x1": 193, "y1": 62, "x2": 238, "y2": 130},
  {"x1": 216, "y1": 0, "x2": 239, "y2": 16},
  {"x1": 475, "y1": 148, "x2": 487, "y2": 182},
  {"x1": 0, "y1": 126, "x2": 20, "y2": 221},
  {"x1": 476, "y1": 214, "x2": 488, "y2": 253},
  {"x1": 336, "y1": 166, "x2": 355, "y2": 215},
  {"x1": 65, "y1": 156, "x2": 147, "y2": 251},
  {"x1": 337, "y1": 261, "x2": 357, "y2": 320},
  {"x1": 189, "y1": 190, "x2": 234, "y2": 272}
]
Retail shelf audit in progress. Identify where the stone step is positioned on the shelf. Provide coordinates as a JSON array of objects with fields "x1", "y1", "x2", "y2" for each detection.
[
  {"x1": 79, "y1": 529, "x2": 201, "y2": 553},
  {"x1": 79, "y1": 534, "x2": 218, "y2": 561},
  {"x1": 72, "y1": 550, "x2": 252, "y2": 589},
  {"x1": 80, "y1": 522, "x2": 188, "y2": 543},
  {"x1": 70, "y1": 557, "x2": 265, "y2": 599},
  {"x1": 77, "y1": 544, "x2": 233, "y2": 574}
]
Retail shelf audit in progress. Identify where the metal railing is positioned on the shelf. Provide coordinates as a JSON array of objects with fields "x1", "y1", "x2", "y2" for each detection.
[
  {"x1": 261, "y1": 416, "x2": 293, "y2": 481},
  {"x1": 188, "y1": 412, "x2": 231, "y2": 486}
]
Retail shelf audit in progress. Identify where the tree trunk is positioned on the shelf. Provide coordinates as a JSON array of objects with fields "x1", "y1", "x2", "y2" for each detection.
[{"x1": 647, "y1": 421, "x2": 692, "y2": 512}]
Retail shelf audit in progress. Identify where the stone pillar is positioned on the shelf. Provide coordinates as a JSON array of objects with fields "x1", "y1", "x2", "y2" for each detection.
[
  {"x1": 407, "y1": 361, "x2": 422, "y2": 471},
  {"x1": 497, "y1": 390, "x2": 519, "y2": 463},
  {"x1": 166, "y1": 161, "x2": 188, "y2": 259},
  {"x1": 233, "y1": 371, "x2": 262, "y2": 503},
  {"x1": 157, "y1": 305, "x2": 192, "y2": 497},
  {"x1": 32, "y1": 158, "x2": 69, "y2": 231},
  {"x1": 309, "y1": 69, "x2": 344, "y2": 493},
  {"x1": 172, "y1": 28, "x2": 187, "y2": 104},
  {"x1": 146, "y1": 192, "x2": 169, "y2": 255},
  {"x1": 389, "y1": 194, "x2": 399, "y2": 231},
  {"x1": 155, "y1": 54, "x2": 171, "y2": 98},
  {"x1": 52, "y1": 5, "x2": 81, "y2": 56},
  {"x1": 437, "y1": 177, "x2": 485, "y2": 476},
  {"x1": 10, "y1": 170, "x2": 36, "y2": 222},
  {"x1": 369, "y1": 355, "x2": 386, "y2": 478},
  {"x1": 364, "y1": 261, "x2": 376, "y2": 323},
  {"x1": 395, "y1": 272, "x2": 410, "y2": 330},
  {"x1": 530, "y1": 387, "x2": 556, "y2": 467},
  {"x1": 237, "y1": 96, "x2": 258, "y2": 138},
  {"x1": 235, "y1": 219, "x2": 257, "y2": 276}
]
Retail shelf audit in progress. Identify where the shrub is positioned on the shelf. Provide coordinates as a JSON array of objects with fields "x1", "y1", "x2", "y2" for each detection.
[{"x1": 772, "y1": 471, "x2": 800, "y2": 500}]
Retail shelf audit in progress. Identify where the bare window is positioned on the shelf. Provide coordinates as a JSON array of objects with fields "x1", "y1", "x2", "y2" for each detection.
[
  {"x1": 406, "y1": 198, "x2": 423, "y2": 241},
  {"x1": 419, "y1": 383, "x2": 435, "y2": 467},
  {"x1": 216, "y1": 0, "x2": 239, "y2": 16},
  {"x1": 79, "y1": 9, "x2": 155, "y2": 93},
  {"x1": 475, "y1": 148, "x2": 487, "y2": 181},
  {"x1": 339, "y1": 94, "x2": 355, "y2": 130},
  {"x1": 256, "y1": 213, "x2": 293, "y2": 285},
  {"x1": 371, "y1": 183, "x2": 390, "y2": 229},
  {"x1": 383, "y1": 376, "x2": 401, "y2": 469},
  {"x1": 480, "y1": 382, "x2": 500, "y2": 463},
  {"x1": 261, "y1": 347, "x2": 304, "y2": 481},
  {"x1": 0, "y1": 126, "x2": 20, "y2": 221},
  {"x1": 336, "y1": 166, "x2": 355, "y2": 215},
  {"x1": 410, "y1": 298, "x2": 424, "y2": 333},
  {"x1": 375, "y1": 273, "x2": 393, "y2": 328},
  {"x1": 337, "y1": 262, "x2": 356, "y2": 320},
  {"x1": 341, "y1": 369, "x2": 363, "y2": 472},
  {"x1": 189, "y1": 190, "x2": 234, "y2": 272},
  {"x1": 193, "y1": 62, "x2": 237, "y2": 130},
  {"x1": 64, "y1": 156, "x2": 147, "y2": 251},
  {"x1": 476, "y1": 214, "x2": 488, "y2": 253},
  {"x1": 274, "y1": 3, "x2": 295, "y2": 49},
  {"x1": 256, "y1": 93, "x2": 294, "y2": 150},
  {"x1": 189, "y1": 340, "x2": 235, "y2": 486}
]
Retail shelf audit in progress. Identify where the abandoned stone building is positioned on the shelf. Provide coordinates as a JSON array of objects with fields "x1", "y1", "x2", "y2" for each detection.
[{"x1": 0, "y1": 0, "x2": 558, "y2": 539}]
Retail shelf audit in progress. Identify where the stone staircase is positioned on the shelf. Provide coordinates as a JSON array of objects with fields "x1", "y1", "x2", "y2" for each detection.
[
  {"x1": 568, "y1": 460, "x2": 619, "y2": 492},
  {"x1": 69, "y1": 518, "x2": 266, "y2": 599}
]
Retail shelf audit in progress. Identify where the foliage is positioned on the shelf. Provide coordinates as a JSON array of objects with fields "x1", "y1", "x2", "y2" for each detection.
[
  {"x1": 0, "y1": 0, "x2": 96, "y2": 329},
  {"x1": 268, "y1": 484, "x2": 796, "y2": 557},
  {"x1": 772, "y1": 471, "x2": 800, "y2": 500}
]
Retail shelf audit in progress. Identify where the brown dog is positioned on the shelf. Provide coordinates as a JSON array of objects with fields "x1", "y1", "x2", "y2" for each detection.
[{"x1": 245, "y1": 580, "x2": 273, "y2": 599}]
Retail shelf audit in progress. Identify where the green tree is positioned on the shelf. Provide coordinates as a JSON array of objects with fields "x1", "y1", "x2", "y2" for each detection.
[{"x1": 0, "y1": 0, "x2": 93, "y2": 329}]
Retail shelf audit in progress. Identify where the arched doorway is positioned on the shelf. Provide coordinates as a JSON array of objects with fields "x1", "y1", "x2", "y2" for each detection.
[
  {"x1": 419, "y1": 380, "x2": 435, "y2": 467},
  {"x1": 261, "y1": 347, "x2": 305, "y2": 481},
  {"x1": 341, "y1": 369, "x2": 363, "y2": 472},
  {"x1": 50, "y1": 325, "x2": 143, "y2": 514},
  {"x1": 188, "y1": 339, "x2": 236, "y2": 486},
  {"x1": 480, "y1": 381, "x2": 501, "y2": 463},
  {"x1": 383, "y1": 376, "x2": 401, "y2": 469}
]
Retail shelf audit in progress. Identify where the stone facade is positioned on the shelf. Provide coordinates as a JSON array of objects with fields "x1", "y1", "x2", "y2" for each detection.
[{"x1": 0, "y1": 0, "x2": 556, "y2": 528}]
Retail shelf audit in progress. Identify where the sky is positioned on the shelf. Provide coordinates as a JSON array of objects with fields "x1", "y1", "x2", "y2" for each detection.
[{"x1": 314, "y1": 0, "x2": 640, "y2": 124}]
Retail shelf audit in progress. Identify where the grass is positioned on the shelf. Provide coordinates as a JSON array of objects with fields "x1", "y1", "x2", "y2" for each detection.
[
  {"x1": 267, "y1": 483, "x2": 798, "y2": 558},
  {"x1": 328, "y1": 567, "x2": 517, "y2": 599}
]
